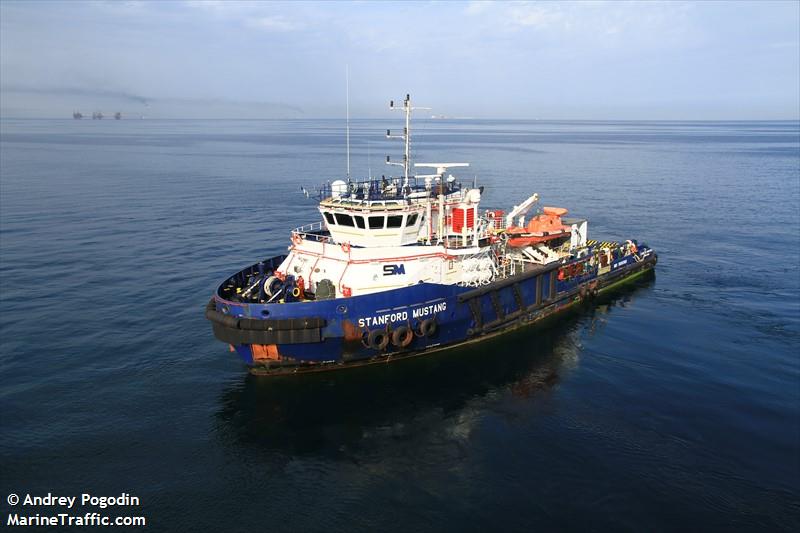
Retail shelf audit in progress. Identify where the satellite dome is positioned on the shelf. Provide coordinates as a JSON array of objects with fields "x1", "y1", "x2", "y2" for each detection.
[{"x1": 331, "y1": 180, "x2": 347, "y2": 198}]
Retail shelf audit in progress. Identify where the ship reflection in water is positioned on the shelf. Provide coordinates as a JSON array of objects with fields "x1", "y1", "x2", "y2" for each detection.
[{"x1": 214, "y1": 276, "x2": 654, "y2": 458}]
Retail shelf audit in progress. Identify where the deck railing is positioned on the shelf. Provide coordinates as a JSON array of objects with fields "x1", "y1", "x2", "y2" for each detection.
[
  {"x1": 317, "y1": 176, "x2": 462, "y2": 203},
  {"x1": 291, "y1": 221, "x2": 333, "y2": 243}
]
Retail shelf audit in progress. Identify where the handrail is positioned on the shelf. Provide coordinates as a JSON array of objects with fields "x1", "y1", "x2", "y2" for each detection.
[
  {"x1": 292, "y1": 221, "x2": 324, "y2": 234},
  {"x1": 317, "y1": 176, "x2": 462, "y2": 203},
  {"x1": 291, "y1": 221, "x2": 333, "y2": 244}
]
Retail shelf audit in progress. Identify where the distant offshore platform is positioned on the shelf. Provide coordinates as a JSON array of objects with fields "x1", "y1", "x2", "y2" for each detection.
[{"x1": 73, "y1": 111, "x2": 124, "y2": 120}]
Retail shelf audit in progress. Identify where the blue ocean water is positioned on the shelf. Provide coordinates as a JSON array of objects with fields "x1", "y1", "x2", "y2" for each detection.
[{"x1": 1, "y1": 118, "x2": 798, "y2": 532}]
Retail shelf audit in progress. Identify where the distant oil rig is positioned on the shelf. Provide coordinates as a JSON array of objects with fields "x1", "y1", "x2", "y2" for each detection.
[{"x1": 73, "y1": 111, "x2": 123, "y2": 120}]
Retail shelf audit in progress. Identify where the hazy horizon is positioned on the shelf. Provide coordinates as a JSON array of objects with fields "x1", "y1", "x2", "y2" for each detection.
[
  {"x1": 3, "y1": 116, "x2": 800, "y2": 122},
  {"x1": 2, "y1": 1, "x2": 798, "y2": 120}
]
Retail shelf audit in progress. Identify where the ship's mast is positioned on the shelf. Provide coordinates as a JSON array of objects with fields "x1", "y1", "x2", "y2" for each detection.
[
  {"x1": 387, "y1": 94, "x2": 429, "y2": 189},
  {"x1": 346, "y1": 65, "x2": 350, "y2": 179},
  {"x1": 403, "y1": 95, "x2": 410, "y2": 182}
]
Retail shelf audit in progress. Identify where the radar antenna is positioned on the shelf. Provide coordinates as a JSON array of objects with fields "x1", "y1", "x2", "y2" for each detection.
[{"x1": 413, "y1": 163, "x2": 470, "y2": 176}]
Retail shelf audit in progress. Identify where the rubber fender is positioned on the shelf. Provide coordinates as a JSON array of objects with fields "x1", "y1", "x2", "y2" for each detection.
[
  {"x1": 391, "y1": 325, "x2": 414, "y2": 348},
  {"x1": 205, "y1": 298, "x2": 326, "y2": 331},
  {"x1": 205, "y1": 299, "x2": 240, "y2": 329},
  {"x1": 367, "y1": 329, "x2": 390, "y2": 351},
  {"x1": 419, "y1": 318, "x2": 438, "y2": 337}
]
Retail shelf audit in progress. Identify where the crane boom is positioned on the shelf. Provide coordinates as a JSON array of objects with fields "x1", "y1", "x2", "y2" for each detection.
[{"x1": 505, "y1": 193, "x2": 539, "y2": 228}]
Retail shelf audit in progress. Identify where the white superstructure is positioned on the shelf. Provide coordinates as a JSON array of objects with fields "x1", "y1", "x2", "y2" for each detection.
[{"x1": 273, "y1": 95, "x2": 587, "y2": 299}]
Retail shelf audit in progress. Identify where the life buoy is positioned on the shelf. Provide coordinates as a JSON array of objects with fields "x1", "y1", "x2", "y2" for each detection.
[
  {"x1": 367, "y1": 329, "x2": 390, "y2": 351},
  {"x1": 391, "y1": 325, "x2": 414, "y2": 348},
  {"x1": 630, "y1": 242, "x2": 638, "y2": 254},
  {"x1": 341, "y1": 242, "x2": 351, "y2": 253},
  {"x1": 291, "y1": 233, "x2": 302, "y2": 246},
  {"x1": 291, "y1": 286, "x2": 302, "y2": 298},
  {"x1": 418, "y1": 318, "x2": 438, "y2": 337}
]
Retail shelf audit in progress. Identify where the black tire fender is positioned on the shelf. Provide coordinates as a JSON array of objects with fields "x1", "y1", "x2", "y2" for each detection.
[
  {"x1": 419, "y1": 318, "x2": 438, "y2": 337},
  {"x1": 367, "y1": 329, "x2": 390, "y2": 351},
  {"x1": 391, "y1": 325, "x2": 414, "y2": 348}
]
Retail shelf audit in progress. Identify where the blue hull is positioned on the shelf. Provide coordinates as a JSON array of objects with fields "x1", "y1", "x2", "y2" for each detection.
[{"x1": 207, "y1": 248, "x2": 657, "y2": 374}]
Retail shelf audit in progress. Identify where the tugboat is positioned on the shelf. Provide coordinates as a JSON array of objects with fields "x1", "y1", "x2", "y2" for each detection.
[{"x1": 206, "y1": 95, "x2": 657, "y2": 374}]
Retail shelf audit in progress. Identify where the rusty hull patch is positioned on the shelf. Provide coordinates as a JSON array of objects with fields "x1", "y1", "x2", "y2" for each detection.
[{"x1": 341, "y1": 319, "x2": 366, "y2": 358}]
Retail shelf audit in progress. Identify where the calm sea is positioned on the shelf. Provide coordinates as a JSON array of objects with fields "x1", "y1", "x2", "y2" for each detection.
[{"x1": 1, "y1": 118, "x2": 798, "y2": 532}]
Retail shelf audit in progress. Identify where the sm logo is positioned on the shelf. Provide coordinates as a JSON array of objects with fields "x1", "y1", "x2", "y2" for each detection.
[{"x1": 383, "y1": 264, "x2": 406, "y2": 276}]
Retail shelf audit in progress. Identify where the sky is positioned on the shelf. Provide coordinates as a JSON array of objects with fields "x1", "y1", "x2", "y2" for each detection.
[{"x1": 1, "y1": 0, "x2": 798, "y2": 119}]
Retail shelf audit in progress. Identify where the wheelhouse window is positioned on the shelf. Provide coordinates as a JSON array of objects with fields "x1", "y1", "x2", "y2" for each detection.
[
  {"x1": 406, "y1": 213, "x2": 418, "y2": 226},
  {"x1": 335, "y1": 213, "x2": 355, "y2": 227},
  {"x1": 368, "y1": 216, "x2": 385, "y2": 229},
  {"x1": 323, "y1": 212, "x2": 335, "y2": 225},
  {"x1": 387, "y1": 215, "x2": 403, "y2": 228},
  {"x1": 354, "y1": 216, "x2": 365, "y2": 229}
]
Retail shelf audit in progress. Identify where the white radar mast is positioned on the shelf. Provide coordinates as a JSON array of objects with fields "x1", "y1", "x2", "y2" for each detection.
[{"x1": 386, "y1": 94, "x2": 430, "y2": 190}]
